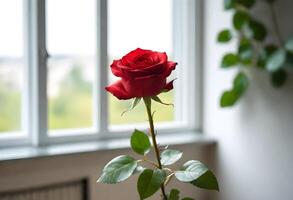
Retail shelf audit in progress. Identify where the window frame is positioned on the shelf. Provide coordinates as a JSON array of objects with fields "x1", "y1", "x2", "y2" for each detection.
[{"x1": 0, "y1": 0, "x2": 202, "y2": 147}]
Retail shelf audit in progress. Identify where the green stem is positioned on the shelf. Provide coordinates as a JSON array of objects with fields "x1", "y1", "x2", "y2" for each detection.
[
  {"x1": 268, "y1": 1, "x2": 283, "y2": 45},
  {"x1": 143, "y1": 98, "x2": 168, "y2": 200}
]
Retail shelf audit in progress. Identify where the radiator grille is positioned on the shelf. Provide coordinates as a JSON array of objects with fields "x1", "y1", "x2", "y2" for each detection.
[{"x1": 0, "y1": 180, "x2": 87, "y2": 200}]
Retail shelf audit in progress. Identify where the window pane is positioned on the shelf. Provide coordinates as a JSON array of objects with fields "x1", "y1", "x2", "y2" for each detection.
[
  {"x1": 47, "y1": 0, "x2": 96, "y2": 130},
  {"x1": 108, "y1": 0, "x2": 174, "y2": 125},
  {"x1": 0, "y1": 0, "x2": 24, "y2": 133}
]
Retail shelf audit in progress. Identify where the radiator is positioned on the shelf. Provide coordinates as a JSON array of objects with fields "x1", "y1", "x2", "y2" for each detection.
[{"x1": 0, "y1": 180, "x2": 87, "y2": 200}]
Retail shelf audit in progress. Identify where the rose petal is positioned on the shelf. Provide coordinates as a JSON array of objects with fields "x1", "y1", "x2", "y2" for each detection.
[
  {"x1": 110, "y1": 60, "x2": 124, "y2": 78},
  {"x1": 163, "y1": 80, "x2": 175, "y2": 91},
  {"x1": 121, "y1": 48, "x2": 152, "y2": 67},
  {"x1": 122, "y1": 75, "x2": 167, "y2": 97},
  {"x1": 120, "y1": 63, "x2": 165, "y2": 78},
  {"x1": 116, "y1": 52, "x2": 168, "y2": 78},
  {"x1": 163, "y1": 61, "x2": 177, "y2": 77},
  {"x1": 105, "y1": 80, "x2": 133, "y2": 100}
]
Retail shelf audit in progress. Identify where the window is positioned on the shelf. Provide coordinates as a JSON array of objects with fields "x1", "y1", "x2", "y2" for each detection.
[
  {"x1": 46, "y1": 0, "x2": 97, "y2": 132},
  {"x1": 108, "y1": 0, "x2": 174, "y2": 126},
  {"x1": 0, "y1": 0, "x2": 26, "y2": 139},
  {"x1": 0, "y1": 0, "x2": 200, "y2": 147}
]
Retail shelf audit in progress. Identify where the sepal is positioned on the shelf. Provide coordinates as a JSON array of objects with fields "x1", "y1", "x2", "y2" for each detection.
[{"x1": 121, "y1": 97, "x2": 141, "y2": 116}]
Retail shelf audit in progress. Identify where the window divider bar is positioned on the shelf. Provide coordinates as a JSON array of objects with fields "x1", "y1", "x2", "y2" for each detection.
[
  {"x1": 173, "y1": 0, "x2": 199, "y2": 131},
  {"x1": 23, "y1": 0, "x2": 32, "y2": 144},
  {"x1": 30, "y1": 0, "x2": 48, "y2": 146},
  {"x1": 96, "y1": 0, "x2": 109, "y2": 135}
]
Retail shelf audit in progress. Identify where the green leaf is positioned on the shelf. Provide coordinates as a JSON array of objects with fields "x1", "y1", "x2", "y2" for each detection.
[
  {"x1": 151, "y1": 96, "x2": 173, "y2": 106},
  {"x1": 217, "y1": 29, "x2": 233, "y2": 43},
  {"x1": 137, "y1": 169, "x2": 166, "y2": 200},
  {"x1": 191, "y1": 170, "x2": 219, "y2": 191},
  {"x1": 224, "y1": 0, "x2": 236, "y2": 10},
  {"x1": 237, "y1": 0, "x2": 256, "y2": 8},
  {"x1": 97, "y1": 155, "x2": 137, "y2": 184},
  {"x1": 182, "y1": 198, "x2": 194, "y2": 200},
  {"x1": 221, "y1": 53, "x2": 239, "y2": 68},
  {"x1": 161, "y1": 149, "x2": 183, "y2": 166},
  {"x1": 238, "y1": 39, "x2": 253, "y2": 65},
  {"x1": 134, "y1": 165, "x2": 146, "y2": 174},
  {"x1": 121, "y1": 97, "x2": 141, "y2": 116},
  {"x1": 233, "y1": 72, "x2": 248, "y2": 95},
  {"x1": 233, "y1": 11, "x2": 249, "y2": 30},
  {"x1": 175, "y1": 160, "x2": 209, "y2": 182},
  {"x1": 247, "y1": 19, "x2": 267, "y2": 41},
  {"x1": 285, "y1": 36, "x2": 293, "y2": 53},
  {"x1": 257, "y1": 45, "x2": 278, "y2": 68},
  {"x1": 266, "y1": 49, "x2": 286, "y2": 72},
  {"x1": 286, "y1": 52, "x2": 293, "y2": 66},
  {"x1": 220, "y1": 90, "x2": 238, "y2": 107},
  {"x1": 131, "y1": 129, "x2": 151, "y2": 155},
  {"x1": 271, "y1": 69, "x2": 287, "y2": 88},
  {"x1": 168, "y1": 189, "x2": 180, "y2": 200}
]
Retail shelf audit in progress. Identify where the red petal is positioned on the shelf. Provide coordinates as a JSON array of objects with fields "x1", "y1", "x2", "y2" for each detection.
[
  {"x1": 163, "y1": 61, "x2": 177, "y2": 77},
  {"x1": 163, "y1": 80, "x2": 175, "y2": 92},
  {"x1": 110, "y1": 60, "x2": 124, "y2": 77},
  {"x1": 122, "y1": 75, "x2": 166, "y2": 97},
  {"x1": 105, "y1": 80, "x2": 133, "y2": 100}
]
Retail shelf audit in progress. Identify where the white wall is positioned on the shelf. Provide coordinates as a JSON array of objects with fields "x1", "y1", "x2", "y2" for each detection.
[{"x1": 203, "y1": 0, "x2": 293, "y2": 200}]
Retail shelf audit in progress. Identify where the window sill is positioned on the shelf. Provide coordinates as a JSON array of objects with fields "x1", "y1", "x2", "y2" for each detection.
[{"x1": 0, "y1": 132, "x2": 216, "y2": 162}]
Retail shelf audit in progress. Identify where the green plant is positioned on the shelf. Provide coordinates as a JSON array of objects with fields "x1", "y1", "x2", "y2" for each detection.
[
  {"x1": 97, "y1": 49, "x2": 219, "y2": 200},
  {"x1": 218, "y1": 0, "x2": 293, "y2": 107},
  {"x1": 97, "y1": 98, "x2": 219, "y2": 200}
]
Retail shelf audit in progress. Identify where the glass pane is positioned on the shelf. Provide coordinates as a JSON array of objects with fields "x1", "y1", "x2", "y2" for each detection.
[
  {"x1": 47, "y1": 0, "x2": 96, "y2": 130},
  {"x1": 0, "y1": 0, "x2": 24, "y2": 133},
  {"x1": 108, "y1": 0, "x2": 174, "y2": 125}
]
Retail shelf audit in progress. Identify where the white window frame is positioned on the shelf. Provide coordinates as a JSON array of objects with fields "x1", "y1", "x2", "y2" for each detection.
[{"x1": 0, "y1": 0, "x2": 202, "y2": 148}]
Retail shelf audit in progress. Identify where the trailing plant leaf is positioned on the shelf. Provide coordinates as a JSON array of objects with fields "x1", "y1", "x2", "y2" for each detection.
[
  {"x1": 121, "y1": 97, "x2": 141, "y2": 116},
  {"x1": 238, "y1": 38, "x2": 254, "y2": 65},
  {"x1": 266, "y1": 48, "x2": 287, "y2": 72},
  {"x1": 285, "y1": 36, "x2": 293, "y2": 53},
  {"x1": 224, "y1": 0, "x2": 236, "y2": 10},
  {"x1": 233, "y1": 72, "x2": 248, "y2": 95},
  {"x1": 220, "y1": 90, "x2": 238, "y2": 107},
  {"x1": 131, "y1": 129, "x2": 151, "y2": 155},
  {"x1": 97, "y1": 155, "x2": 137, "y2": 184},
  {"x1": 161, "y1": 149, "x2": 183, "y2": 166},
  {"x1": 175, "y1": 160, "x2": 209, "y2": 182},
  {"x1": 271, "y1": 69, "x2": 287, "y2": 87},
  {"x1": 137, "y1": 169, "x2": 166, "y2": 200},
  {"x1": 221, "y1": 53, "x2": 239, "y2": 68},
  {"x1": 168, "y1": 189, "x2": 180, "y2": 200},
  {"x1": 257, "y1": 45, "x2": 278, "y2": 68},
  {"x1": 237, "y1": 0, "x2": 256, "y2": 8},
  {"x1": 286, "y1": 52, "x2": 293, "y2": 66},
  {"x1": 233, "y1": 11, "x2": 249, "y2": 30},
  {"x1": 247, "y1": 19, "x2": 267, "y2": 41},
  {"x1": 191, "y1": 170, "x2": 219, "y2": 191},
  {"x1": 217, "y1": 29, "x2": 233, "y2": 42}
]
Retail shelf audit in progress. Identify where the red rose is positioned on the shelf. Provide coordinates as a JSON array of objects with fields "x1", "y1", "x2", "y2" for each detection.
[{"x1": 106, "y1": 48, "x2": 177, "y2": 100}]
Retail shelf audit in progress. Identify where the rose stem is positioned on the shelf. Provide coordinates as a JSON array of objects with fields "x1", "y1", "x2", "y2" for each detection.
[{"x1": 143, "y1": 98, "x2": 168, "y2": 200}]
